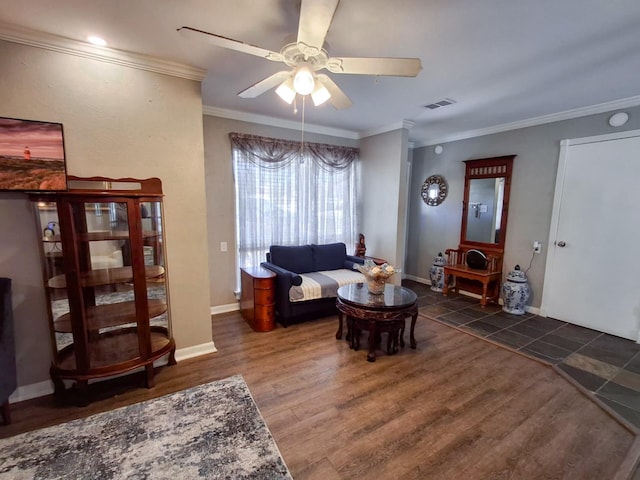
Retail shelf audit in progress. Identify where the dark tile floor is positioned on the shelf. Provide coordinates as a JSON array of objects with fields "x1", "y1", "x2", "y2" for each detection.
[{"x1": 403, "y1": 279, "x2": 640, "y2": 430}]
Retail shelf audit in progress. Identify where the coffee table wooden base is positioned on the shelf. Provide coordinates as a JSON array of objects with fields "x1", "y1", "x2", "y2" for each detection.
[{"x1": 336, "y1": 299, "x2": 418, "y2": 362}]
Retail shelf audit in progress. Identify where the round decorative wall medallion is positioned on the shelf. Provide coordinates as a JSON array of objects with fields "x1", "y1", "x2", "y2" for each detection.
[{"x1": 421, "y1": 175, "x2": 448, "y2": 206}]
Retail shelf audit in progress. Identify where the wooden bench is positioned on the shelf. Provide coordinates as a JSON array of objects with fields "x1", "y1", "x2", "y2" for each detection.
[{"x1": 442, "y1": 248, "x2": 502, "y2": 307}]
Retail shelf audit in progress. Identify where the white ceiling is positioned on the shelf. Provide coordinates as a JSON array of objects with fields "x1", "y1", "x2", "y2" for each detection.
[{"x1": 2, "y1": 0, "x2": 640, "y2": 145}]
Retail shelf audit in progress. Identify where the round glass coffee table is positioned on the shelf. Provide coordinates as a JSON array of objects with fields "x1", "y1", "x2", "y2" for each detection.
[{"x1": 336, "y1": 283, "x2": 418, "y2": 362}]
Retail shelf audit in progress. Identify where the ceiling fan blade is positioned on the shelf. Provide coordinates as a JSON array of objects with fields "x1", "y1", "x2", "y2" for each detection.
[
  {"x1": 326, "y1": 57, "x2": 422, "y2": 77},
  {"x1": 238, "y1": 71, "x2": 292, "y2": 98},
  {"x1": 178, "y1": 26, "x2": 283, "y2": 62},
  {"x1": 317, "y1": 74, "x2": 352, "y2": 109},
  {"x1": 297, "y1": 0, "x2": 339, "y2": 57}
]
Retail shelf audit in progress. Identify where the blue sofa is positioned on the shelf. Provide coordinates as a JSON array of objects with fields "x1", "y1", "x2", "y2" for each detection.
[{"x1": 261, "y1": 242, "x2": 365, "y2": 326}]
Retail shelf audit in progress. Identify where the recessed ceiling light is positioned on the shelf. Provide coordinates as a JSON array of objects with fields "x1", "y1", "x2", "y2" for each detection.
[{"x1": 87, "y1": 36, "x2": 107, "y2": 47}]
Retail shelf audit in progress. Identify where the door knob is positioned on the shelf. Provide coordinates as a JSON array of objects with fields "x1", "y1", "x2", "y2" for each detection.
[{"x1": 557, "y1": 241, "x2": 566, "y2": 247}]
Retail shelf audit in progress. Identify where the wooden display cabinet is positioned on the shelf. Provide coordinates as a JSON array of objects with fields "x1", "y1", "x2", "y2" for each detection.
[{"x1": 31, "y1": 176, "x2": 175, "y2": 403}]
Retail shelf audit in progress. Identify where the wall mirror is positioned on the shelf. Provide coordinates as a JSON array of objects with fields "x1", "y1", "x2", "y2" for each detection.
[
  {"x1": 421, "y1": 174, "x2": 448, "y2": 206},
  {"x1": 460, "y1": 156, "x2": 515, "y2": 250}
]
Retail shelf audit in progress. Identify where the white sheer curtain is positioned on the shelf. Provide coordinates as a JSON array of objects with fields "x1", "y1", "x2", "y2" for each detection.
[{"x1": 230, "y1": 132, "x2": 359, "y2": 269}]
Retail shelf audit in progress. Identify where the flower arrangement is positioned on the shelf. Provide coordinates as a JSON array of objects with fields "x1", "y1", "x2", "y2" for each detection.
[{"x1": 355, "y1": 259, "x2": 400, "y2": 294}]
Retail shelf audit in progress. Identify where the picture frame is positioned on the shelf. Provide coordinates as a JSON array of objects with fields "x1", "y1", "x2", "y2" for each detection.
[{"x1": 0, "y1": 116, "x2": 68, "y2": 191}]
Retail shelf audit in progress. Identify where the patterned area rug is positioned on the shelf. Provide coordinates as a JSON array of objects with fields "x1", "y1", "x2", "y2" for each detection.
[{"x1": 0, "y1": 375, "x2": 292, "y2": 479}]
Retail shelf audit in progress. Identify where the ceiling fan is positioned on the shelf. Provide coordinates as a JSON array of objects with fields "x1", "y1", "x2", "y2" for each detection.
[{"x1": 178, "y1": 0, "x2": 422, "y2": 110}]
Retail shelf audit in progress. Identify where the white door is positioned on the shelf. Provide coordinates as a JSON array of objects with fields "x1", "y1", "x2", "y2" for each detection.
[{"x1": 542, "y1": 130, "x2": 640, "y2": 341}]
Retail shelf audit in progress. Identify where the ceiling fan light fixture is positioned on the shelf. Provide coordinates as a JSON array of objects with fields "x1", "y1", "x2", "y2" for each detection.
[
  {"x1": 275, "y1": 78, "x2": 296, "y2": 104},
  {"x1": 293, "y1": 65, "x2": 315, "y2": 95},
  {"x1": 311, "y1": 82, "x2": 331, "y2": 106}
]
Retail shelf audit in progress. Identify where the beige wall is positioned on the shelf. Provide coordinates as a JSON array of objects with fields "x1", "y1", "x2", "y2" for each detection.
[
  {"x1": 0, "y1": 40, "x2": 212, "y2": 392},
  {"x1": 202, "y1": 114, "x2": 359, "y2": 307},
  {"x1": 359, "y1": 128, "x2": 410, "y2": 277}
]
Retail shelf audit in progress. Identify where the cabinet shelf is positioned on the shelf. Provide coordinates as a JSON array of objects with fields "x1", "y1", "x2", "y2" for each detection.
[
  {"x1": 55, "y1": 328, "x2": 174, "y2": 374},
  {"x1": 53, "y1": 298, "x2": 167, "y2": 333},
  {"x1": 48, "y1": 265, "x2": 164, "y2": 289},
  {"x1": 43, "y1": 230, "x2": 161, "y2": 243},
  {"x1": 78, "y1": 230, "x2": 161, "y2": 241}
]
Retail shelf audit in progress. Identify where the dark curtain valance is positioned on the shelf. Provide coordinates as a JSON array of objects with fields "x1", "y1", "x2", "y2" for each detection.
[{"x1": 229, "y1": 132, "x2": 359, "y2": 171}]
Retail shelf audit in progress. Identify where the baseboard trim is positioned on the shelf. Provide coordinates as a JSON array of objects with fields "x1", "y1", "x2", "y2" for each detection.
[
  {"x1": 403, "y1": 274, "x2": 430, "y2": 285},
  {"x1": 9, "y1": 380, "x2": 54, "y2": 403},
  {"x1": 402, "y1": 275, "x2": 540, "y2": 314},
  {"x1": 174, "y1": 341, "x2": 217, "y2": 362},
  {"x1": 210, "y1": 303, "x2": 239, "y2": 316},
  {"x1": 9, "y1": 343, "x2": 218, "y2": 404}
]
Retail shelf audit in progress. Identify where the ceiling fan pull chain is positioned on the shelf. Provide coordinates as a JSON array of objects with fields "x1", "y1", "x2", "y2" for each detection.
[{"x1": 300, "y1": 95, "x2": 305, "y2": 164}]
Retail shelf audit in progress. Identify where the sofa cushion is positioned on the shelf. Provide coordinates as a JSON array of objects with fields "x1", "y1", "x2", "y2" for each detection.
[
  {"x1": 289, "y1": 269, "x2": 366, "y2": 302},
  {"x1": 312, "y1": 243, "x2": 347, "y2": 271},
  {"x1": 269, "y1": 245, "x2": 315, "y2": 274}
]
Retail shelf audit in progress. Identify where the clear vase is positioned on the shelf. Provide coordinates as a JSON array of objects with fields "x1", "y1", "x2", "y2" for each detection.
[{"x1": 367, "y1": 277, "x2": 386, "y2": 295}]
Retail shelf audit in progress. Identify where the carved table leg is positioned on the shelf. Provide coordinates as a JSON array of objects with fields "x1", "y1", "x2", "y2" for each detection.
[
  {"x1": 145, "y1": 364, "x2": 156, "y2": 388},
  {"x1": 367, "y1": 319, "x2": 377, "y2": 362},
  {"x1": 76, "y1": 380, "x2": 90, "y2": 407},
  {"x1": 442, "y1": 275, "x2": 450, "y2": 296},
  {"x1": 351, "y1": 318, "x2": 361, "y2": 350},
  {"x1": 168, "y1": 346, "x2": 177, "y2": 366},
  {"x1": 480, "y1": 281, "x2": 489, "y2": 307},
  {"x1": 336, "y1": 311, "x2": 344, "y2": 339},
  {"x1": 410, "y1": 313, "x2": 418, "y2": 349},
  {"x1": 386, "y1": 330, "x2": 394, "y2": 355},
  {"x1": 391, "y1": 328, "x2": 400, "y2": 354}
]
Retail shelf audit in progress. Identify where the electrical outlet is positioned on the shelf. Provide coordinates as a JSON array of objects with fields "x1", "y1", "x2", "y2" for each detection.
[{"x1": 533, "y1": 241, "x2": 542, "y2": 254}]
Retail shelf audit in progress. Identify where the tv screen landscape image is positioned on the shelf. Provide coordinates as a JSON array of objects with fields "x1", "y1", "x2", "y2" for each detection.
[{"x1": 0, "y1": 117, "x2": 68, "y2": 191}]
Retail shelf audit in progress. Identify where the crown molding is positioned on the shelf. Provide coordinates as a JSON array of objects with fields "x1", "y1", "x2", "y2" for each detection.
[
  {"x1": 204, "y1": 104, "x2": 420, "y2": 141},
  {"x1": 361, "y1": 119, "x2": 415, "y2": 139},
  {"x1": 0, "y1": 22, "x2": 206, "y2": 81},
  {"x1": 203, "y1": 105, "x2": 360, "y2": 139},
  {"x1": 413, "y1": 95, "x2": 640, "y2": 147}
]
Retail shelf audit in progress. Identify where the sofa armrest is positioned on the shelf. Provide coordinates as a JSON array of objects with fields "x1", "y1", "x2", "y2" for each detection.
[
  {"x1": 344, "y1": 255, "x2": 365, "y2": 270},
  {"x1": 260, "y1": 262, "x2": 302, "y2": 286}
]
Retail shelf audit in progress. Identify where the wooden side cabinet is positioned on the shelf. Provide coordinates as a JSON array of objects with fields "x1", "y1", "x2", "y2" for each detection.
[{"x1": 240, "y1": 266, "x2": 276, "y2": 332}]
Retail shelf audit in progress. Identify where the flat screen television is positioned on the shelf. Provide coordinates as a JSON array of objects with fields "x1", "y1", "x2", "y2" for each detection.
[{"x1": 0, "y1": 116, "x2": 68, "y2": 191}]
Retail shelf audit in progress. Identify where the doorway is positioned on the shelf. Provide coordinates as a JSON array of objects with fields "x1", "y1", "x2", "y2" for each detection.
[{"x1": 542, "y1": 129, "x2": 640, "y2": 341}]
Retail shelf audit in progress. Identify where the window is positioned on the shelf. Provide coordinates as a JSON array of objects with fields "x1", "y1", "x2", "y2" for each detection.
[{"x1": 231, "y1": 132, "x2": 359, "y2": 270}]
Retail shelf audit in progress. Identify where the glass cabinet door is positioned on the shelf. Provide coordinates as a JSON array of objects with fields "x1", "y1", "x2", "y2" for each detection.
[
  {"x1": 140, "y1": 200, "x2": 169, "y2": 335},
  {"x1": 34, "y1": 198, "x2": 170, "y2": 371},
  {"x1": 34, "y1": 201, "x2": 68, "y2": 358}
]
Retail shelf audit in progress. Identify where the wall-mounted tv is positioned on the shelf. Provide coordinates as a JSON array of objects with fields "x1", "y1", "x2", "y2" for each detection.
[{"x1": 0, "y1": 116, "x2": 68, "y2": 191}]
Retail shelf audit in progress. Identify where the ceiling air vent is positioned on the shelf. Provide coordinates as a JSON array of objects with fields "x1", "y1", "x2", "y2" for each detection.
[{"x1": 424, "y1": 98, "x2": 457, "y2": 110}]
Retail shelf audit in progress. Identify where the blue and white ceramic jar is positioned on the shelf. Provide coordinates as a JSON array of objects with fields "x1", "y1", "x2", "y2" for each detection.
[
  {"x1": 429, "y1": 252, "x2": 446, "y2": 292},
  {"x1": 501, "y1": 265, "x2": 530, "y2": 315}
]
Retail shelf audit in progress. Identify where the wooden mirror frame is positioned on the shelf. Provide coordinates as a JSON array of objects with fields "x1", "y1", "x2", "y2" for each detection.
[{"x1": 460, "y1": 155, "x2": 515, "y2": 255}]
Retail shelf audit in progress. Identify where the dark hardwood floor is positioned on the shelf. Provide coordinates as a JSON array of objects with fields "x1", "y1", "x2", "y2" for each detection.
[{"x1": 2, "y1": 307, "x2": 639, "y2": 479}]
